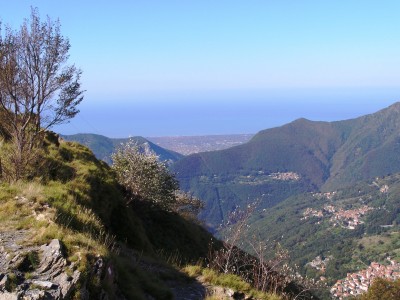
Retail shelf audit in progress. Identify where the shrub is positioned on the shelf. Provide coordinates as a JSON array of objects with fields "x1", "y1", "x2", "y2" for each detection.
[
  {"x1": 112, "y1": 140, "x2": 178, "y2": 210},
  {"x1": 112, "y1": 140, "x2": 204, "y2": 217}
]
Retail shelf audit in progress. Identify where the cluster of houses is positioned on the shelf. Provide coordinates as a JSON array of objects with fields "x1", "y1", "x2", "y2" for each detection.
[
  {"x1": 330, "y1": 205, "x2": 373, "y2": 229},
  {"x1": 301, "y1": 204, "x2": 373, "y2": 229},
  {"x1": 268, "y1": 171, "x2": 300, "y2": 181},
  {"x1": 331, "y1": 260, "x2": 400, "y2": 299},
  {"x1": 235, "y1": 171, "x2": 301, "y2": 186},
  {"x1": 379, "y1": 184, "x2": 389, "y2": 193},
  {"x1": 301, "y1": 208, "x2": 324, "y2": 220},
  {"x1": 312, "y1": 191, "x2": 337, "y2": 200},
  {"x1": 307, "y1": 255, "x2": 333, "y2": 272}
]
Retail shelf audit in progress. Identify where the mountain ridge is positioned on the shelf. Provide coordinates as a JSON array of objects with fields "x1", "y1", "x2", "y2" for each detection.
[
  {"x1": 61, "y1": 133, "x2": 183, "y2": 164},
  {"x1": 172, "y1": 101, "x2": 400, "y2": 227}
]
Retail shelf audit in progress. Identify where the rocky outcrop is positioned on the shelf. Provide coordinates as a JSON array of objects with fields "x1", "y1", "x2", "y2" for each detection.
[
  {"x1": 0, "y1": 239, "x2": 80, "y2": 300},
  {"x1": 206, "y1": 285, "x2": 249, "y2": 300}
]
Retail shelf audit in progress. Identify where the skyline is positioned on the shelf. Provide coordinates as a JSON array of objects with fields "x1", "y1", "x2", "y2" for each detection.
[{"x1": 1, "y1": 1, "x2": 400, "y2": 136}]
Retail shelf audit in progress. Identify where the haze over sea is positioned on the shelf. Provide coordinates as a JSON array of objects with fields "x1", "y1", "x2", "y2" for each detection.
[
  {"x1": 55, "y1": 88, "x2": 399, "y2": 137},
  {"x1": 3, "y1": 1, "x2": 400, "y2": 137}
]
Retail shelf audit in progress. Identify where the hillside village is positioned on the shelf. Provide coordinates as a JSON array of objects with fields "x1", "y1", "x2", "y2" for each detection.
[
  {"x1": 237, "y1": 171, "x2": 301, "y2": 185},
  {"x1": 330, "y1": 260, "x2": 400, "y2": 299},
  {"x1": 301, "y1": 204, "x2": 374, "y2": 229},
  {"x1": 269, "y1": 172, "x2": 301, "y2": 181}
]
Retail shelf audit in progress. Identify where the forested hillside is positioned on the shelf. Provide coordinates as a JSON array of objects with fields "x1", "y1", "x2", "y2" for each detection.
[
  {"x1": 240, "y1": 173, "x2": 400, "y2": 298},
  {"x1": 246, "y1": 173, "x2": 400, "y2": 281}
]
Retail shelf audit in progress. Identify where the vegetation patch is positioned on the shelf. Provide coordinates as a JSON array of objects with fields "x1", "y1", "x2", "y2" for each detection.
[{"x1": 183, "y1": 265, "x2": 282, "y2": 300}]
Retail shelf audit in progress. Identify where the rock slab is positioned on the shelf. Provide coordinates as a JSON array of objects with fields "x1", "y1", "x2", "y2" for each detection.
[{"x1": 0, "y1": 239, "x2": 80, "y2": 300}]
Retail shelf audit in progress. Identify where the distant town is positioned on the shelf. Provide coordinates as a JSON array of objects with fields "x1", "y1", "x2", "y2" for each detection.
[{"x1": 147, "y1": 134, "x2": 254, "y2": 155}]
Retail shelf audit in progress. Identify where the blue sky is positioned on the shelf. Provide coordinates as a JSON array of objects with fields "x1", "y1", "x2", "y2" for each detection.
[{"x1": 1, "y1": 1, "x2": 400, "y2": 136}]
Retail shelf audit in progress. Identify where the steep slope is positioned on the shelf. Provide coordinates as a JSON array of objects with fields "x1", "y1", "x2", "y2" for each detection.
[
  {"x1": 172, "y1": 102, "x2": 400, "y2": 228},
  {"x1": 0, "y1": 133, "x2": 214, "y2": 299},
  {"x1": 62, "y1": 133, "x2": 183, "y2": 164},
  {"x1": 324, "y1": 102, "x2": 400, "y2": 190},
  {"x1": 173, "y1": 119, "x2": 342, "y2": 227}
]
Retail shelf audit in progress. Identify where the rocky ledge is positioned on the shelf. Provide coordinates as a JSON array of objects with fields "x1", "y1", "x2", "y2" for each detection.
[{"x1": 0, "y1": 238, "x2": 80, "y2": 300}]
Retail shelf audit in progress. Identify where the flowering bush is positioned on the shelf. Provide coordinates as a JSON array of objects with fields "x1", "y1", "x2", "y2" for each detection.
[
  {"x1": 112, "y1": 140, "x2": 178, "y2": 210},
  {"x1": 112, "y1": 140, "x2": 204, "y2": 218}
]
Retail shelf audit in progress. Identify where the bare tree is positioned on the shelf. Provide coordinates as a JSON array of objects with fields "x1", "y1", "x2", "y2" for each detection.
[
  {"x1": 208, "y1": 203, "x2": 325, "y2": 299},
  {"x1": 0, "y1": 8, "x2": 84, "y2": 180}
]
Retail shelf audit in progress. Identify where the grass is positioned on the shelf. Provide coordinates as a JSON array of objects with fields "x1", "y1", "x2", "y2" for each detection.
[
  {"x1": 352, "y1": 232, "x2": 400, "y2": 268},
  {"x1": 17, "y1": 251, "x2": 40, "y2": 272},
  {"x1": 182, "y1": 265, "x2": 283, "y2": 300},
  {"x1": 0, "y1": 137, "x2": 151, "y2": 298},
  {"x1": 0, "y1": 134, "x2": 213, "y2": 299},
  {"x1": 6, "y1": 272, "x2": 18, "y2": 292}
]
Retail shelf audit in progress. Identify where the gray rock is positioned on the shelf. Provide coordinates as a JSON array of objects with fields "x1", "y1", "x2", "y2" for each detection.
[
  {"x1": 37, "y1": 240, "x2": 66, "y2": 276},
  {"x1": 0, "y1": 274, "x2": 7, "y2": 290},
  {"x1": 0, "y1": 238, "x2": 82, "y2": 300},
  {"x1": 31, "y1": 281, "x2": 54, "y2": 289},
  {"x1": 0, "y1": 291, "x2": 19, "y2": 300},
  {"x1": 55, "y1": 270, "x2": 80, "y2": 299},
  {"x1": 22, "y1": 289, "x2": 45, "y2": 300}
]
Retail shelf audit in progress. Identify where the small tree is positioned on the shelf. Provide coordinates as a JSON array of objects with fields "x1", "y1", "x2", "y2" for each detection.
[
  {"x1": 111, "y1": 140, "x2": 179, "y2": 210},
  {"x1": 0, "y1": 8, "x2": 84, "y2": 180}
]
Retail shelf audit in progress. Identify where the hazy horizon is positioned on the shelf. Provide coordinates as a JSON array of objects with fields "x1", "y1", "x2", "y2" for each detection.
[
  {"x1": 2, "y1": 2, "x2": 400, "y2": 137},
  {"x1": 54, "y1": 87, "x2": 399, "y2": 138}
]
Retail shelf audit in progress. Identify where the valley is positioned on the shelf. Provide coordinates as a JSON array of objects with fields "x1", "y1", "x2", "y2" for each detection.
[
  {"x1": 61, "y1": 102, "x2": 400, "y2": 299},
  {"x1": 168, "y1": 102, "x2": 400, "y2": 298}
]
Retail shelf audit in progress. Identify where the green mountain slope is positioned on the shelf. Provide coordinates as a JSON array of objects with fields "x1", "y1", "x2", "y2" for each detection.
[
  {"x1": 245, "y1": 173, "x2": 400, "y2": 287},
  {"x1": 62, "y1": 133, "x2": 183, "y2": 164},
  {"x1": 172, "y1": 102, "x2": 400, "y2": 228},
  {"x1": 324, "y1": 102, "x2": 400, "y2": 190}
]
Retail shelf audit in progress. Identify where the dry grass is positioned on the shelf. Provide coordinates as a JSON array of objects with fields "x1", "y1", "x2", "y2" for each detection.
[
  {"x1": 0, "y1": 177, "x2": 112, "y2": 270},
  {"x1": 182, "y1": 265, "x2": 283, "y2": 300}
]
